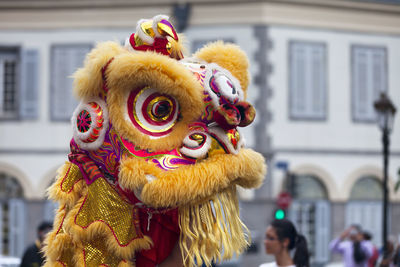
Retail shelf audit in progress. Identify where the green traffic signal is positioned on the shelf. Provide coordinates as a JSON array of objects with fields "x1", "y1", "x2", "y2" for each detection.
[{"x1": 275, "y1": 209, "x2": 285, "y2": 220}]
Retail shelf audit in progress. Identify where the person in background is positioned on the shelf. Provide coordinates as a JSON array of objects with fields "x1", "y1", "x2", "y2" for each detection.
[
  {"x1": 20, "y1": 221, "x2": 52, "y2": 267},
  {"x1": 260, "y1": 219, "x2": 309, "y2": 267},
  {"x1": 363, "y1": 231, "x2": 379, "y2": 267},
  {"x1": 330, "y1": 225, "x2": 373, "y2": 267},
  {"x1": 393, "y1": 241, "x2": 400, "y2": 267},
  {"x1": 379, "y1": 240, "x2": 396, "y2": 267}
]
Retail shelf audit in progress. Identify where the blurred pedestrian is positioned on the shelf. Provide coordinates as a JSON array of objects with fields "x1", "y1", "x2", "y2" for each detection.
[
  {"x1": 260, "y1": 219, "x2": 309, "y2": 267},
  {"x1": 393, "y1": 241, "x2": 400, "y2": 267},
  {"x1": 379, "y1": 240, "x2": 396, "y2": 267},
  {"x1": 20, "y1": 221, "x2": 52, "y2": 267},
  {"x1": 329, "y1": 225, "x2": 373, "y2": 267},
  {"x1": 363, "y1": 231, "x2": 379, "y2": 267}
]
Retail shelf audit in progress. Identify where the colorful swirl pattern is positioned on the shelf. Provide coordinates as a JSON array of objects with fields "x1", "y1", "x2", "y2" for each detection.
[{"x1": 127, "y1": 87, "x2": 179, "y2": 137}]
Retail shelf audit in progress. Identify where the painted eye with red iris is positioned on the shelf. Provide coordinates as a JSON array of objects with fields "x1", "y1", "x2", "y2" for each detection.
[{"x1": 126, "y1": 86, "x2": 179, "y2": 138}]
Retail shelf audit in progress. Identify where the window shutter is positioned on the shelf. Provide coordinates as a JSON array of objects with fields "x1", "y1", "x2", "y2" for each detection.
[
  {"x1": 51, "y1": 45, "x2": 91, "y2": 121},
  {"x1": 310, "y1": 46, "x2": 326, "y2": 118},
  {"x1": 346, "y1": 201, "x2": 383, "y2": 247},
  {"x1": 315, "y1": 201, "x2": 331, "y2": 262},
  {"x1": 8, "y1": 199, "x2": 25, "y2": 257},
  {"x1": 372, "y1": 49, "x2": 386, "y2": 103},
  {"x1": 290, "y1": 43, "x2": 307, "y2": 117},
  {"x1": 0, "y1": 204, "x2": 3, "y2": 254},
  {"x1": 0, "y1": 62, "x2": 4, "y2": 115},
  {"x1": 289, "y1": 201, "x2": 301, "y2": 227},
  {"x1": 353, "y1": 48, "x2": 368, "y2": 120},
  {"x1": 191, "y1": 38, "x2": 235, "y2": 54},
  {"x1": 290, "y1": 42, "x2": 326, "y2": 120},
  {"x1": 20, "y1": 49, "x2": 39, "y2": 119},
  {"x1": 352, "y1": 46, "x2": 387, "y2": 122}
]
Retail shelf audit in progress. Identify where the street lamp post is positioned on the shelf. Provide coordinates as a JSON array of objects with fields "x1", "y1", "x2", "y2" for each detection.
[{"x1": 374, "y1": 92, "x2": 397, "y2": 255}]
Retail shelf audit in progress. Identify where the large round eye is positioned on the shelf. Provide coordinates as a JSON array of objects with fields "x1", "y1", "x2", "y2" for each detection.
[{"x1": 127, "y1": 86, "x2": 179, "y2": 137}]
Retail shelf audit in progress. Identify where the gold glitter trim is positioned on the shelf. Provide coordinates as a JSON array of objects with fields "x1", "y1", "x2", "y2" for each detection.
[
  {"x1": 146, "y1": 96, "x2": 173, "y2": 122},
  {"x1": 47, "y1": 162, "x2": 85, "y2": 207},
  {"x1": 84, "y1": 238, "x2": 125, "y2": 267},
  {"x1": 61, "y1": 163, "x2": 82, "y2": 193},
  {"x1": 75, "y1": 177, "x2": 139, "y2": 246}
]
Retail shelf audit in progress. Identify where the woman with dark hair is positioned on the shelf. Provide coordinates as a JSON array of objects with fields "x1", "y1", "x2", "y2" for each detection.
[
  {"x1": 260, "y1": 219, "x2": 310, "y2": 267},
  {"x1": 329, "y1": 225, "x2": 373, "y2": 267}
]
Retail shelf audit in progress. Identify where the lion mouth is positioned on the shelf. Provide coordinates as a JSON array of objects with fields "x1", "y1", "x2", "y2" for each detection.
[
  {"x1": 119, "y1": 135, "x2": 196, "y2": 171},
  {"x1": 119, "y1": 122, "x2": 244, "y2": 172}
]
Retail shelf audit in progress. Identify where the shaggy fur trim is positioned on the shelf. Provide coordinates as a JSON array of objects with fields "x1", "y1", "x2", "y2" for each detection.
[
  {"x1": 106, "y1": 50, "x2": 204, "y2": 151},
  {"x1": 194, "y1": 41, "x2": 250, "y2": 98},
  {"x1": 125, "y1": 148, "x2": 266, "y2": 208},
  {"x1": 119, "y1": 157, "x2": 165, "y2": 192},
  {"x1": 47, "y1": 162, "x2": 85, "y2": 207},
  {"x1": 168, "y1": 35, "x2": 186, "y2": 59},
  {"x1": 61, "y1": 180, "x2": 152, "y2": 260},
  {"x1": 73, "y1": 42, "x2": 125, "y2": 100}
]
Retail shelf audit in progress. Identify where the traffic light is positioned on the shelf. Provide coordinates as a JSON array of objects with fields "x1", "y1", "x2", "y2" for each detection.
[{"x1": 274, "y1": 208, "x2": 286, "y2": 220}]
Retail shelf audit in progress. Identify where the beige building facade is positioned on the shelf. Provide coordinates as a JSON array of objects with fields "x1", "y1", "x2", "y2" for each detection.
[{"x1": 0, "y1": 0, "x2": 399, "y2": 265}]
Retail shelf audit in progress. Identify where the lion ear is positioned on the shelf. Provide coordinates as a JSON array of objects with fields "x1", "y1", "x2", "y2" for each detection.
[
  {"x1": 73, "y1": 41, "x2": 125, "y2": 100},
  {"x1": 193, "y1": 41, "x2": 250, "y2": 97}
]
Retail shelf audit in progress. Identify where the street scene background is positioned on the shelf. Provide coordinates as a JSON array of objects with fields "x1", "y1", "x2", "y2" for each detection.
[{"x1": 0, "y1": 0, "x2": 400, "y2": 266}]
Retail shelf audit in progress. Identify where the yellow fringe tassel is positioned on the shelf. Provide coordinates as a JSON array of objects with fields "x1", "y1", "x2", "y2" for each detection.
[{"x1": 179, "y1": 185, "x2": 250, "y2": 267}]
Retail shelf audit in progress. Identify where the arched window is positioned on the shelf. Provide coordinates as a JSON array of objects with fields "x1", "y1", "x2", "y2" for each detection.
[
  {"x1": 289, "y1": 174, "x2": 330, "y2": 264},
  {"x1": 350, "y1": 175, "x2": 383, "y2": 200},
  {"x1": 346, "y1": 175, "x2": 383, "y2": 246},
  {"x1": 294, "y1": 174, "x2": 329, "y2": 199},
  {"x1": 0, "y1": 172, "x2": 25, "y2": 257},
  {"x1": 0, "y1": 173, "x2": 24, "y2": 198}
]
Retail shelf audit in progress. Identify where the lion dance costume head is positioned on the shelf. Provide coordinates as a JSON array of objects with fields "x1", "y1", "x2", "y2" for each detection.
[{"x1": 44, "y1": 15, "x2": 266, "y2": 267}]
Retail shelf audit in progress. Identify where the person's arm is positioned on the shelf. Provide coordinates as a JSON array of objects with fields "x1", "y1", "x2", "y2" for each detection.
[
  {"x1": 329, "y1": 238, "x2": 345, "y2": 254},
  {"x1": 329, "y1": 228, "x2": 351, "y2": 254}
]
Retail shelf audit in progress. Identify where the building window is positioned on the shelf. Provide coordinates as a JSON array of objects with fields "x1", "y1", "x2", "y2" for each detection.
[
  {"x1": 50, "y1": 44, "x2": 91, "y2": 121},
  {"x1": 351, "y1": 45, "x2": 387, "y2": 122},
  {"x1": 0, "y1": 173, "x2": 25, "y2": 257},
  {"x1": 288, "y1": 174, "x2": 330, "y2": 264},
  {"x1": 346, "y1": 176, "x2": 383, "y2": 246},
  {"x1": 44, "y1": 178, "x2": 58, "y2": 222},
  {"x1": 289, "y1": 41, "x2": 327, "y2": 120},
  {"x1": 0, "y1": 48, "x2": 19, "y2": 120},
  {"x1": 191, "y1": 38, "x2": 235, "y2": 54}
]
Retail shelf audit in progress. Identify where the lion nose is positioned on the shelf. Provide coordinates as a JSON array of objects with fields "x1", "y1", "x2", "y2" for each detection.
[{"x1": 213, "y1": 101, "x2": 256, "y2": 131}]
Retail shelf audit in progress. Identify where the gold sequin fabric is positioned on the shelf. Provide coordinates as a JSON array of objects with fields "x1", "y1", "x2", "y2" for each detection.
[
  {"x1": 75, "y1": 177, "x2": 140, "y2": 246},
  {"x1": 84, "y1": 238, "x2": 131, "y2": 266},
  {"x1": 44, "y1": 162, "x2": 151, "y2": 267},
  {"x1": 60, "y1": 163, "x2": 82, "y2": 193}
]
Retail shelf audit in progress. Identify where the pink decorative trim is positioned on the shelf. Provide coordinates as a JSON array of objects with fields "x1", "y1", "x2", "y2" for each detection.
[
  {"x1": 56, "y1": 208, "x2": 66, "y2": 235},
  {"x1": 101, "y1": 58, "x2": 114, "y2": 93}
]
